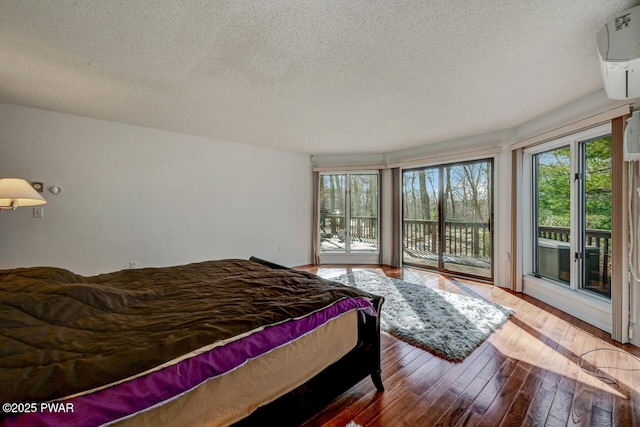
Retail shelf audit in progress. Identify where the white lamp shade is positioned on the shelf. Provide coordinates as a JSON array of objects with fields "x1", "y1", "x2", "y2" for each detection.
[{"x1": 0, "y1": 178, "x2": 47, "y2": 208}]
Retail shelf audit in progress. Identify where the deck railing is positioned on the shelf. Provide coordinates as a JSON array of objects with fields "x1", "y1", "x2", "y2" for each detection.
[
  {"x1": 321, "y1": 217, "x2": 611, "y2": 286},
  {"x1": 403, "y1": 219, "x2": 491, "y2": 259},
  {"x1": 320, "y1": 214, "x2": 377, "y2": 241},
  {"x1": 321, "y1": 216, "x2": 492, "y2": 258}
]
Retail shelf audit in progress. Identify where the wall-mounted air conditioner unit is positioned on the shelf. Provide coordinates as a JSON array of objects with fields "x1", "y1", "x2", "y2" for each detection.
[{"x1": 597, "y1": 5, "x2": 640, "y2": 100}]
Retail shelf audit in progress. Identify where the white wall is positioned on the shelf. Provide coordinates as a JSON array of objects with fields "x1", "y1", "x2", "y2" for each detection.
[{"x1": 0, "y1": 103, "x2": 312, "y2": 275}]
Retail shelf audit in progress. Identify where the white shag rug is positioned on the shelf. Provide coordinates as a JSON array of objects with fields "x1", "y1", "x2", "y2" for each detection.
[{"x1": 332, "y1": 270, "x2": 514, "y2": 362}]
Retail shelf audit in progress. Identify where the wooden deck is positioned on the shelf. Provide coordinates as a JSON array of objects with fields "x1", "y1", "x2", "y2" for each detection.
[{"x1": 238, "y1": 265, "x2": 640, "y2": 427}]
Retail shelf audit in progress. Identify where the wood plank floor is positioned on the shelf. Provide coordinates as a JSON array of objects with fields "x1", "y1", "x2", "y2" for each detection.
[{"x1": 276, "y1": 265, "x2": 640, "y2": 427}]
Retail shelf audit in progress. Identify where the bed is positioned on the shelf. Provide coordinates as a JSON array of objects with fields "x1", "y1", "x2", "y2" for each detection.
[{"x1": 0, "y1": 257, "x2": 383, "y2": 426}]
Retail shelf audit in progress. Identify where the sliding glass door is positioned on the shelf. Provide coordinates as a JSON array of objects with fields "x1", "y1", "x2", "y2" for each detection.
[{"x1": 403, "y1": 159, "x2": 493, "y2": 280}]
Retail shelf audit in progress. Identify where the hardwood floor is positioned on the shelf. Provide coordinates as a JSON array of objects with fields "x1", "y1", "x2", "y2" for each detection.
[{"x1": 285, "y1": 265, "x2": 640, "y2": 427}]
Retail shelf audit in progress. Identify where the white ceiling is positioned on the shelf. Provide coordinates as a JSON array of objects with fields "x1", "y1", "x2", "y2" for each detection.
[{"x1": 0, "y1": 1, "x2": 637, "y2": 155}]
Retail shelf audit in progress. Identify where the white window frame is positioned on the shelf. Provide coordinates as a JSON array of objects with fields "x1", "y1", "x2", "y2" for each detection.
[
  {"x1": 522, "y1": 123, "x2": 612, "y2": 332},
  {"x1": 318, "y1": 170, "x2": 380, "y2": 265}
]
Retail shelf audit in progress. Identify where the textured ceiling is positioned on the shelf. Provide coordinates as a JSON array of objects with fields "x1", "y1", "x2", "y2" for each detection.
[{"x1": 0, "y1": 1, "x2": 637, "y2": 154}]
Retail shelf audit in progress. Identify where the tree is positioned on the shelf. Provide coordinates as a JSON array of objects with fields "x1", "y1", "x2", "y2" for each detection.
[
  {"x1": 536, "y1": 146, "x2": 571, "y2": 227},
  {"x1": 535, "y1": 138, "x2": 612, "y2": 231},
  {"x1": 584, "y1": 137, "x2": 612, "y2": 230}
]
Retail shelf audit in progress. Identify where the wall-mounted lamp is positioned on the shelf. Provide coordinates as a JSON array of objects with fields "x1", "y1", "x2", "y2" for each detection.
[{"x1": 0, "y1": 178, "x2": 47, "y2": 210}]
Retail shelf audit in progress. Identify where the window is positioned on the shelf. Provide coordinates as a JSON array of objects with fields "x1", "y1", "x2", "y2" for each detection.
[
  {"x1": 533, "y1": 145, "x2": 572, "y2": 285},
  {"x1": 319, "y1": 172, "x2": 379, "y2": 254},
  {"x1": 527, "y1": 124, "x2": 612, "y2": 300}
]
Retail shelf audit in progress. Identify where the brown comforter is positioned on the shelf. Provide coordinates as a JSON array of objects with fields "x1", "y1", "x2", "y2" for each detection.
[{"x1": 0, "y1": 259, "x2": 373, "y2": 403}]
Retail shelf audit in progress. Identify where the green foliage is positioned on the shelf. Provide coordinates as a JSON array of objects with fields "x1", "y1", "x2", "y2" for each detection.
[
  {"x1": 536, "y1": 146, "x2": 571, "y2": 227},
  {"x1": 536, "y1": 137, "x2": 612, "y2": 231},
  {"x1": 584, "y1": 137, "x2": 612, "y2": 230}
]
